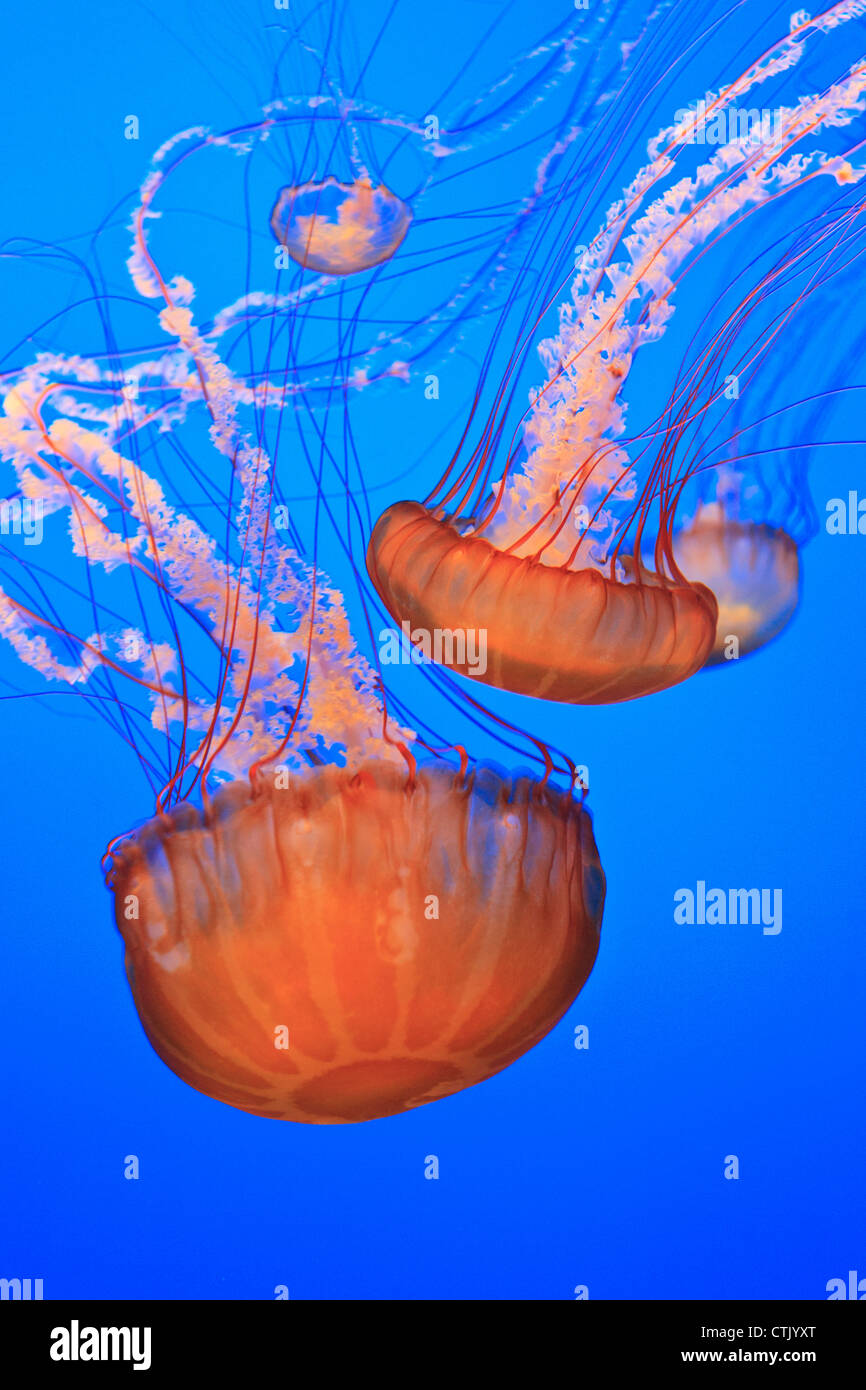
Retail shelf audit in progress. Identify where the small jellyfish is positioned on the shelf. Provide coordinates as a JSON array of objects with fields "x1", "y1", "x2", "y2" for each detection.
[
  {"x1": 121, "y1": 2, "x2": 670, "y2": 401},
  {"x1": 673, "y1": 512, "x2": 799, "y2": 665},
  {"x1": 270, "y1": 177, "x2": 412, "y2": 275},
  {"x1": 664, "y1": 233, "x2": 857, "y2": 669}
]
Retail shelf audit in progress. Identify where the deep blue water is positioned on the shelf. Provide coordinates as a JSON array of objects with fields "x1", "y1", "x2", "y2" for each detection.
[{"x1": 1, "y1": 0, "x2": 864, "y2": 1300}]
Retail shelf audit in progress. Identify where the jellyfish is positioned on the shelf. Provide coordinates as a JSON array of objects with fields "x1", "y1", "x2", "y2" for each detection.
[
  {"x1": 108, "y1": 758, "x2": 603, "y2": 1124},
  {"x1": 662, "y1": 111, "x2": 866, "y2": 671},
  {"x1": 672, "y1": 512, "x2": 799, "y2": 664},
  {"x1": 270, "y1": 176, "x2": 412, "y2": 275},
  {"x1": 367, "y1": 6, "x2": 866, "y2": 702},
  {"x1": 0, "y1": 156, "x2": 604, "y2": 1123},
  {"x1": 118, "y1": 0, "x2": 687, "y2": 405}
]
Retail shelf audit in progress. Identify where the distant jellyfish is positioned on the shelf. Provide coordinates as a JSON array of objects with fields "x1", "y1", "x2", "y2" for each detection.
[
  {"x1": 0, "y1": 161, "x2": 604, "y2": 1124},
  {"x1": 662, "y1": 204, "x2": 864, "y2": 671},
  {"x1": 673, "y1": 511, "x2": 799, "y2": 665},
  {"x1": 270, "y1": 176, "x2": 412, "y2": 275},
  {"x1": 115, "y1": 2, "x2": 683, "y2": 402},
  {"x1": 368, "y1": 13, "x2": 866, "y2": 703}
]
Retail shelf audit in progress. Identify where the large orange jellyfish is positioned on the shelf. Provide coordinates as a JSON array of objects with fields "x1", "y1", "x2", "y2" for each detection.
[
  {"x1": 368, "y1": 499, "x2": 717, "y2": 703},
  {"x1": 367, "y1": 7, "x2": 866, "y2": 701},
  {"x1": 0, "y1": 159, "x2": 604, "y2": 1123},
  {"x1": 109, "y1": 758, "x2": 602, "y2": 1123}
]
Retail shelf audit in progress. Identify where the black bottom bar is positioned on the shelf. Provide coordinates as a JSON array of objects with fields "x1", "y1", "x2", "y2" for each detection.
[{"x1": 1, "y1": 1299, "x2": 861, "y2": 1374}]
